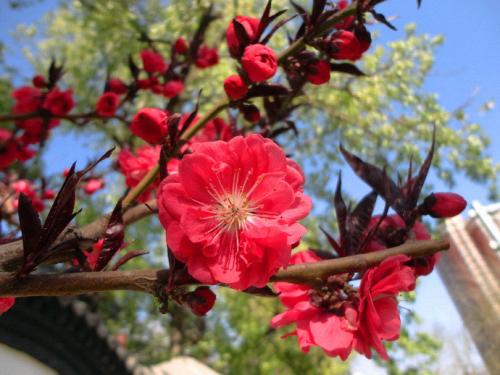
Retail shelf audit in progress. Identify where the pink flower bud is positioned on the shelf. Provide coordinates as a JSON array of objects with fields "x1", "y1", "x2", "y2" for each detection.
[
  {"x1": 185, "y1": 287, "x2": 216, "y2": 316},
  {"x1": 140, "y1": 49, "x2": 168, "y2": 74},
  {"x1": 195, "y1": 45, "x2": 219, "y2": 69},
  {"x1": 422, "y1": 192, "x2": 467, "y2": 218},
  {"x1": 223, "y1": 74, "x2": 248, "y2": 100},
  {"x1": 174, "y1": 37, "x2": 188, "y2": 54},
  {"x1": 32, "y1": 75, "x2": 46, "y2": 88},
  {"x1": 107, "y1": 78, "x2": 128, "y2": 95},
  {"x1": 226, "y1": 16, "x2": 260, "y2": 58},
  {"x1": 163, "y1": 80, "x2": 184, "y2": 99},
  {"x1": 130, "y1": 108, "x2": 168, "y2": 144},
  {"x1": 242, "y1": 44, "x2": 278, "y2": 83},
  {"x1": 329, "y1": 30, "x2": 370, "y2": 61},
  {"x1": 307, "y1": 60, "x2": 331, "y2": 85},
  {"x1": 96, "y1": 92, "x2": 120, "y2": 117}
]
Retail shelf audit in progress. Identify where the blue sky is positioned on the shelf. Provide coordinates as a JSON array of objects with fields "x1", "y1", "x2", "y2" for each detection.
[{"x1": 1, "y1": 0, "x2": 497, "y2": 371}]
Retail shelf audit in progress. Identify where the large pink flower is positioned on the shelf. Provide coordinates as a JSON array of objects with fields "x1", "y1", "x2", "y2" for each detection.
[
  {"x1": 157, "y1": 134, "x2": 311, "y2": 290},
  {"x1": 271, "y1": 251, "x2": 416, "y2": 360},
  {"x1": 354, "y1": 255, "x2": 416, "y2": 359}
]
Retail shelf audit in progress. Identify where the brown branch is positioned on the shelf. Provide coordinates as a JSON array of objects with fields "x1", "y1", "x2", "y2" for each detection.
[
  {"x1": 0, "y1": 239, "x2": 449, "y2": 297},
  {"x1": 0, "y1": 200, "x2": 157, "y2": 271}
]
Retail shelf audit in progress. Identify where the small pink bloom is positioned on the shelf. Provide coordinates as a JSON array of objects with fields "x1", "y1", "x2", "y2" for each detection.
[
  {"x1": 224, "y1": 74, "x2": 248, "y2": 100},
  {"x1": 174, "y1": 37, "x2": 189, "y2": 54},
  {"x1": 226, "y1": 16, "x2": 260, "y2": 57},
  {"x1": 140, "y1": 49, "x2": 168, "y2": 74},
  {"x1": 106, "y1": 77, "x2": 128, "y2": 95},
  {"x1": 83, "y1": 178, "x2": 105, "y2": 195},
  {"x1": 96, "y1": 92, "x2": 120, "y2": 117},
  {"x1": 157, "y1": 134, "x2": 312, "y2": 290},
  {"x1": 130, "y1": 108, "x2": 168, "y2": 144},
  {"x1": 16, "y1": 144, "x2": 36, "y2": 162},
  {"x1": 118, "y1": 146, "x2": 177, "y2": 202},
  {"x1": 163, "y1": 80, "x2": 184, "y2": 99},
  {"x1": 42, "y1": 88, "x2": 74, "y2": 116},
  {"x1": 12, "y1": 86, "x2": 43, "y2": 114},
  {"x1": 242, "y1": 44, "x2": 278, "y2": 83},
  {"x1": 0, "y1": 129, "x2": 18, "y2": 170},
  {"x1": 195, "y1": 45, "x2": 219, "y2": 69}
]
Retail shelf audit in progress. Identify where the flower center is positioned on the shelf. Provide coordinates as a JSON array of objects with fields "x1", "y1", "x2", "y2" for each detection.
[
  {"x1": 309, "y1": 275, "x2": 359, "y2": 315},
  {"x1": 216, "y1": 192, "x2": 254, "y2": 233}
]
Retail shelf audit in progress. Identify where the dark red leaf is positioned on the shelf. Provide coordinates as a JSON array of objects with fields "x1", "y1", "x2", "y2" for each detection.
[
  {"x1": 370, "y1": 10, "x2": 397, "y2": 30},
  {"x1": 340, "y1": 145, "x2": 404, "y2": 214},
  {"x1": 320, "y1": 227, "x2": 343, "y2": 257},
  {"x1": 406, "y1": 127, "x2": 435, "y2": 209},
  {"x1": 247, "y1": 84, "x2": 290, "y2": 98},
  {"x1": 94, "y1": 200, "x2": 125, "y2": 271},
  {"x1": 346, "y1": 191, "x2": 377, "y2": 255},
  {"x1": 18, "y1": 193, "x2": 42, "y2": 259},
  {"x1": 330, "y1": 63, "x2": 366, "y2": 77},
  {"x1": 333, "y1": 175, "x2": 347, "y2": 253}
]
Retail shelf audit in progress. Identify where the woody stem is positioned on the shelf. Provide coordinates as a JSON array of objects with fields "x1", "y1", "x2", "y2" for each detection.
[{"x1": 0, "y1": 239, "x2": 449, "y2": 297}]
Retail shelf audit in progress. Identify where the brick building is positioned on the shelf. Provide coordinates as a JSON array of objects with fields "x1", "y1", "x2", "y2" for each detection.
[{"x1": 439, "y1": 201, "x2": 500, "y2": 374}]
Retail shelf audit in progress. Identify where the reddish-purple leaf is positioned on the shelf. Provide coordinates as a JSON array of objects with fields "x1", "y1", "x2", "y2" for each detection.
[
  {"x1": 94, "y1": 200, "x2": 125, "y2": 271},
  {"x1": 247, "y1": 84, "x2": 290, "y2": 98},
  {"x1": 18, "y1": 193, "x2": 42, "y2": 259},
  {"x1": 340, "y1": 145, "x2": 403, "y2": 214},
  {"x1": 330, "y1": 63, "x2": 366, "y2": 77}
]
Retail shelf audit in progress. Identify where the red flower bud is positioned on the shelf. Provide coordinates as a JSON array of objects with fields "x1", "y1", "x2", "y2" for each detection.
[
  {"x1": 16, "y1": 144, "x2": 36, "y2": 162},
  {"x1": 42, "y1": 189, "x2": 56, "y2": 200},
  {"x1": 0, "y1": 129, "x2": 18, "y2": 170},
  {"x1": 422, "y1": 192, "x2": 467, "y2": 218},
  {"x1": 330, "y1": 30, "x2": 370, "y2": 61},
  {"x1": 226, "y1": 16, "x2": 260, "y2": 58},
  {"x1": 185, "y1": 287, "x2": 216, "y2": 316},
  {"x1": 140, "y1": 49, "x2": 168, "y2": 74},
  {"x1": 96, "y1": 92, "x2": 120, "y2": 117},
  {"x1": 163, "y1": 80, "x2": 184, "y2": 99},
  {"x1": 130, "y1": 108, "x2": 168, "y2": 144},
  {"x1": 307, "y1": 60, "x2": 331, "y2": 85},
  {"x1": 32, "y1": 75, "x2": 46, "y2": 88},
  {"x1": 84, "y1": 178, "x2": 104, "y2": 195},
  {"x1": 174, "y1": 37, "x2": 188, "y2": 54},
  {"x1": 223, "y1": 74, "x2": 248, "y2": 100},
  {"x1": 42, "y1": 88, "x2": 74, "y2": 116},
  {"x1": 195, "y1": 45, "x2": 219, "y2": 69},
  {"x1": 137, "y1": 79, "x2": 150, "y2": 90},
  {"x1": 106, "y1": 77, "x2": 128, "y2": 95},
  {"x1": 242, "y1": 44, "x2": 278, "y2": 83}
]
